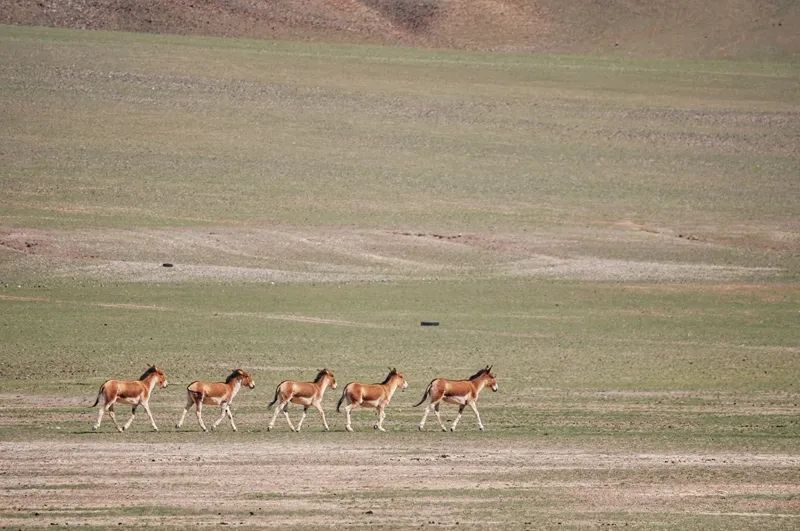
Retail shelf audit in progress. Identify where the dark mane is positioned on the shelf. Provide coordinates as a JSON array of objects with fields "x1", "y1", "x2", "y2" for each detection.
[
  {"x1": 139, "y1": 366, "x2": 157, "y2": 380},
  {"x1": 468, "y1": 368, "x2": 489, "y2": 380},
  {"x1": 313, "y1": 369, "x2": 329, "y2": 383},
  {"x1": 379, "y1": 369, "x2": 397, "y2": 384},
  {"x1": 225, "y1": 369, "x2": 243, "y2": 383}
]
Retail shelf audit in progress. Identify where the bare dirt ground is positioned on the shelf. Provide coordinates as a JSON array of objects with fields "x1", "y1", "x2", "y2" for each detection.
[
  {"x1": 1, "y1": 440, "x2": 798, "y2": 528},
  {"x1": 0, "y1": 225, "x2": 789, "y2": 284},
  {"x1": 1, "y1": 384, "x2": 798, "y2": 528},
  {"x1": 2, "y1": 0, "x2": 798, "y2": 58}
]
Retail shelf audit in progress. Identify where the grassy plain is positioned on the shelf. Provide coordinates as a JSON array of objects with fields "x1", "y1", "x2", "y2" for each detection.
[{"x1": 0, "y1": 25, "x2": 798, "y2": 528}]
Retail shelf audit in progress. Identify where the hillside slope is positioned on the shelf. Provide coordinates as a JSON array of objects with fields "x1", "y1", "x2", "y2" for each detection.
[{"x1": 2, "y1": 0, "x2": 798, "y2": 59}]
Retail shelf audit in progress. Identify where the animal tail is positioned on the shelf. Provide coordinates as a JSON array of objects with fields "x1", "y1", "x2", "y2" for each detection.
[
  {"x1": 267, "y1": 382, "x2": 283, "y2": 408},
  {"x1": 90, "y1": 383, "x2": 105, "y2": 408},
  {"x1": 413, "y1": 380, "x2": 435, "y2": 407},
  {"x1": 336, "y1": 383, "x2": 352, "y2": 413}
]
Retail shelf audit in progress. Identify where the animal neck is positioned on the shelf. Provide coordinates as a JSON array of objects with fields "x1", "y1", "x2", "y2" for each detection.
[
  {"x1": 472, "y1": 377, "x2": 488, "y2": 394},
  {"x1": 143, "y1": 373, "x2": 159, "y2": 393},
  {"x1": 229, "y1": 379, "x2": 242, "y2": 399},
  {"x1": 317, "y1": 377, "x2": 331, "y2": 395},
  {"x1": 384, "y1": 378, "x2": 401, "y2": 399}
]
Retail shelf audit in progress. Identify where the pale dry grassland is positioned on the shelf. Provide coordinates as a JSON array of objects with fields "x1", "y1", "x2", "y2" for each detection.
[{"x1": 0, "y1": 25, "x2": 798, "y2": 528}]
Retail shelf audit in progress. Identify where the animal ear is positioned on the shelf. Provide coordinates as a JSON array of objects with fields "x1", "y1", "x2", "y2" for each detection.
[{"x1": 488, "y1": 364, "x2": 493, "y2": 372}]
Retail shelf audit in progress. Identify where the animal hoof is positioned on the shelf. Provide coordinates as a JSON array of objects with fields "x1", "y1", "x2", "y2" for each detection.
[
  {"x1": 442, "y1": 427, "x2": 447, "y2": 432},
  {"x1": 266, "y1": 426, "x2": 272, "y2": 431},
  {"x1": 117, "y1": 427, "x2": 124, "y2": 433},
  {"x1": 373, "y1": 424, "x2": 379, "y2": 430},
  {"x1": 232, "y1": 427, "x2": 237, "y2": 432},
  {"x1": 479, "y1": 426, "x2": 485, "y2": 431},
  {"x1": 346, "y1": 426, "x2": 354, "y2": 432},
  {"x1": 153, "y1": 427, "x2": 159, "y2": 432},
  {"x1": 450, "y1": 427, "x2": 455, "y2": 432},
  {"x1": 92, "y1": 426, "x2": 98, "y2": 431},
  {"x1": 418, "y1": 425, "x2": 423, "y2": 431}
]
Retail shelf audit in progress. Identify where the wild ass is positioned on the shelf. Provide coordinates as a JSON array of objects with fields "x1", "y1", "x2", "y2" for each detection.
[
  {"x1": 267, "y1": 369, "x2": 337, "y2": 431},
  {"x1": 91, "y1": 365, "x2": 168, "y2": 432},
  {"x1": 414, "y1": 365, "x2": 497, "y2": 431},
  {"x1": 176, "y1": 369, "x2": 255, "y2": 432},
  {"x1": 337, "y1": 368, "x2": 408, "y2": 432}
]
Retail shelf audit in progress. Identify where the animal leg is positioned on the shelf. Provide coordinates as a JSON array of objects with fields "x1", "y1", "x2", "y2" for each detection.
[
  {"x1": 122, "y1": 404, "x2": 137, "y2": 431},
  {"x1": 176, "y1": 395, "x2": 193, "y2": 429},
  {"x1": 344, "y1": 403, "x2": 354, "y2": 432},
  {"x1": 108, "y1": 405, "x2": 124, "y2": 432},
  {"x1": 267, "y1": 399, "x2": 283, "y2": 431},
  {"x1": 211, "y1": 402, "x2": 228, "y2": 430},
  {"x1": 450, "y1": 404, "x2": 466, "y2": 432},
  {"x1": 374, "y1": 406, "x2": 387, "y2": 432},
  {"x1": 226, "y1": 405, "x2": 237, "y2": 432},
  {"x1": 296, "y1": 406, "x2": 309, "y2": 431},
  {"x1": 282, "y1": 402, "x2": 297, "y2": 432},
  {"x1": 418, "y1": 403, "x2": 430, "y2": 430},
  {"x1": 195, "y1": 400, "x2": 208, "y2": 432},
  {"x1": 314, "y1": 402, "x2": 330, "y2": 431},
  {"x1": 469, "y1": 401, "x2": 485, "y2": 431},
  {"x1": 103, "y1": 402, "x2": 125, "y2": 432},
  {"x1": 93, "y1": 401, "x2": 107, "y2": 431},
  {"x1": 142, "y1": 401, "x2": 159, "y2": 431},
  {"x1": 433, "y1": 403, "x2": 447, "y2": 431}
]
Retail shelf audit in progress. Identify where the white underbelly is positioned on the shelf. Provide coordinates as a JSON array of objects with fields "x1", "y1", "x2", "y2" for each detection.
[
  {"x1": 291, "y1": 396, "x2": 313, "y2": 406},
  {"x1": 443, "y1": 396, "x2": 468, "y2": 405},
  {"x1": 116, "y1": 397, "x2": 141, "y2": 405},
  {"x1": 204, "y1": 396, "x2": 224, "y2": 405}
]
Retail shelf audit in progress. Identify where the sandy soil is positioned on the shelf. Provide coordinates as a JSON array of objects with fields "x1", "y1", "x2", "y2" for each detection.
[
  {"x1": 0, "y1": 226, "x2": 788, "y2": 284},
  {"x1": 1, "y1": 439, "x2": 798, "y2": 528}
]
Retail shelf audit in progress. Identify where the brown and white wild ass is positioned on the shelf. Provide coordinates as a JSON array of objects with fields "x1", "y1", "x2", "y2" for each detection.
[
  {"x1": 175, "y1": 369, "x2": 255, "y2": 432},
  {"x1": 91, "y1": 365, "x2": 168, "y2": 432},
  {"x1": 267, "y1": 369, "x2": 337, "y2": 431},
  {"x1": 337, "y1": 368, "x2": 408, "y2": 432},
  {"x1": 414, "y1": 365, "x2": 497, "y2": 431}
]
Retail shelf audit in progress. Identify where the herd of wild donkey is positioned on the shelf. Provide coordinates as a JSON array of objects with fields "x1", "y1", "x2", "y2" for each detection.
[{"x1": 91, "y1": 365, "x2": 498, "y2": 433}]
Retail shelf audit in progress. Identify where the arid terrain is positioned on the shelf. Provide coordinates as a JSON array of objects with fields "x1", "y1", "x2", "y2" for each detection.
[
  {"x1": 2, "y1": 439, "x2": 799, "y2": 527},
  {"x1": 1, "y1": 5, "x2": 798, "y2": 528},
  {"x1": 2, "y1": 0, "x2": 799, "y2": 58}
]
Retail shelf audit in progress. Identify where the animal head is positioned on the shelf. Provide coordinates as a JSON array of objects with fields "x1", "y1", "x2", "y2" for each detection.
[
  {"x1": 142, "y1": 365, "x2": 168, "y2": 388},
  {"x1": 385, "y1": 367, "x2": 408, "y2": 391},
  {"x1": 228, "y1": 369, "x2": 255, "y2": 389},
  {"x1": 485, "y1": 364, "x2": 498, "y2": 392},
  {"x1": 316, "y1": 368, "x2": 337, "y2": 389},
  {"x1": 470, "y1": 365, "x2": 497, "y2": 392}
]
